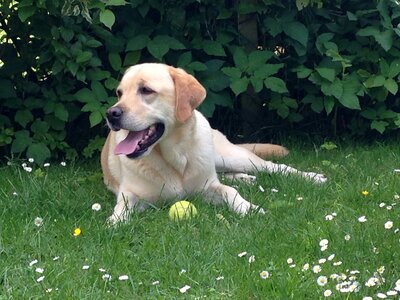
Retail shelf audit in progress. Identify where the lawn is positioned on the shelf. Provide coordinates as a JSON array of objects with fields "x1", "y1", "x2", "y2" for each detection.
[{"x1": 0, "y1": 140, "x2": 399, "y2": 299}]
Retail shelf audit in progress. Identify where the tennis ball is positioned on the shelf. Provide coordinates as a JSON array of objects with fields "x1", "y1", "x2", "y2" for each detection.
[{"x1": 169, "y1": 201, "x2": 197, "y2": 221}]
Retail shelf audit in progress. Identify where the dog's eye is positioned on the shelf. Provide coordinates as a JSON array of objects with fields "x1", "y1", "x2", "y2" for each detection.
[
  {"x1": 138, "y1": 86, "x2": 154, "y2": 95},
  {"x1": 116, "y1": 89, "x2": 123, "y2": 98}
]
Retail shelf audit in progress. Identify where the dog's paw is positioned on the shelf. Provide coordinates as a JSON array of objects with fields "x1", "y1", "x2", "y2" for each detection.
[
  {"x1": 234, "y1": 201, "x2": 265, "y2": 216},
  {"x1": 303, "y1": 172, "x2": 327, "y2": 184},
  {"x1": 224, "y1": 173, "x2": 257, "y2": 183}
]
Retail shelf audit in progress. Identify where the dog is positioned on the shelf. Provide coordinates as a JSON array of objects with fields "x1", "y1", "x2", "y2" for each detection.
[{"x1": 101, "y1": 63, "x2": 326, "y2": 224}]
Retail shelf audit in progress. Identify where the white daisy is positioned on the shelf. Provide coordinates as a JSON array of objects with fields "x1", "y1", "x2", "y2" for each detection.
[
  {"x1": 179, "y1": 285, "x2": 191, "y2": 293},
  {"x1": 91, "y1": 203, "x2": 101, "y2": 211},
  {"x1": 313, "y1": 265, "x2": 322, "y2": 273},
  {"x1": 325, "y1": 214, "x2": 334, "y2": 221},
  {"x1": 319, "y1": 239, "x2": 329, "y2": 247},
  {"x1": 82, "y1": 265, "x2": 90, "y2": 270},
  {"x1": 317, "y1": 276, "x2": 328, "y2": 286},
  {"x1": 216, "y1": 276, "x2": 224, "y2": 281},
  {"x1": 28, "y1": 158, "x2": 34, "y2": 163},
  {"x1": 386, "y1": 290, "x2": 398, "y2": 296},
  {"x1": 259, "y1": 270, "x2": 270, "y2": 279},
  {"x1": 333, "y1": 261, "x2": 342, "y2": 266},
  {"x1": 302, "y1": 263, "x2": 309, "y2": 271},
  {"x1": 258, "y1": 185, "x2": 265, "y2": 192},
  {"x1": 384, "y1": 221, "x2": 393, "y2": 229},
  {"x1": 377, "y1": 292, "x2": 387, "y2": 299},
  {"x1": 35, "y1": 267, "x2": 44, "y2": 273},
  {"x1": 327, "y1": 254, "x2": 335, "y2": 261},
  {"x1": 118, "y1": 275, "x2": 129, "y2": 281},
  {"x1": 319, "y1": 258, "x2": 327, "y2": 264},
  {"x1": 44, "y1": 163, "x2": 50, "y2": 167},
  {"x1": 34, "y1": 217, "x2": 43, "y2": 227},
  {"x1": 60, "y1": 161, "x2": 67, "y2": 166},
  {"x1": 36, "y1": 276, "x2": 45, "y2": 282},
  {"x1": 324, "y1": 289, "x2": 332, "y2": 297},
  {"x1": 287, "y1": 258, "x2": 293, "y2": 264},
  {"x1": 358, "y1": 216, "x2": 367, "y2": 222},
  {"x1": 271, "y1": 188, "x2": 279, "y2": 193},
  {"x1": 344, "y1": 234, "x2": 351, "y2": 241},
  {"x1": 29, "y1": 259, "x2": 38, "y2": 267},
  {"x1": 238, "y1": 251, "x2": 247, "y2": 257},
  {"x1": 152, "y1": 280, "x2": 160, "y2": 285},
  {"x1": 248, "y1": 255, "x2": 255, "y2": 264},
  {"x1": 102, "y1": 274, "x2": 112, "y2": 281}
]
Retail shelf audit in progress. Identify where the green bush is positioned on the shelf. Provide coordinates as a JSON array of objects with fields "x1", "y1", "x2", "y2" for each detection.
[{"x1": 1, "y1": 0, "x2": 399, "y2": 163}]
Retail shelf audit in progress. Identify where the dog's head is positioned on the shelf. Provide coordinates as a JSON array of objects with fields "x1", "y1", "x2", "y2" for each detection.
[{"x1": 106, "y1": 63, "x2": 206, "y2": 159}]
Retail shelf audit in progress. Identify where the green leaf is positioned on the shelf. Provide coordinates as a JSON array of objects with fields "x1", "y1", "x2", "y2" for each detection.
[
  {"x1": 187, "y1": 61, "x2": 207, "y2": 72},
  {"x1": 357, "y1": 26, "x2": 379, "y2": 37},
  {"x1": 264, "y1": 77, "x2": 288, "y2": 93},
  {"x1": 293, "y1": 66, "x2": 312, "y2": 79},
  {"x1": 250, "y1": 77, "x2": 263, "y2": 93},
  {"x1": 339, "y1": 75, "x2": 361, "y2": 110},
  {"x1": 311, "y1": 98, "x2": 323, "y2": 113},
  {"x1": 321, "y1": 78, "x2": 343, "y2": 100},
  {"x1": 108, "y1": 52, "x2": 122, "y2": 71},
  {"x1": 147, "y1": 39, "x2": 169, "y2": 61},
  {"x1": 54, "y1": 103, "x2": 69, "y2": 121},
  {"x1": 324, "y1": 96, "x2": 335, "y2": 115},
  {"x1": 100, "y1": 9, "x2": 115, "y2": 29},
  {"x1": 248, "y1": 51, "x2": 274, "y2": 72},
  {"x1": 375, "y1": 29, "x2": 393, "y2": 51},
  {"x1": 123, "y1": 51, "x2": 141, "y2": 66},
  {"x1": 203, "y1": 40, "x2": 226, "y2": 56},
  {"x1": 27, "y1": 143, "x2": 51, "y2": 165},
  {"x1": 18, "y1": 6, "x2": 35, "y2": 22},
  {"x1": 75, "y1": 88, "x2": 94, "y2": 103},
  {"x1": 86, "y1": 39, "x2": 103, "y2": 48},
  {"x1": 254, "y1": 64, "x2": 284, "y2": 79},
  {"x1": 221, "y1": 67, "x2": 242, "y2": 79},
  {"x1": 233, "y1": 48, "x2": 248, "y2": 70},
  {"x1": 126, "y1": 35, "x2": 150, "y2": 51},
  {"x1": 11, "y1": 130, "x2": 32, "y2": 153},
  {"x1": 347, "y1": 11, "x2": 357, "y2": 21},
  {"x1": 363, "y1": 75, "x2": 386, "y2": 88},
  {"x1": 15, "y1": 110, "x2": 34, "y2": 128},
  {"x1": 76, "y1": 51, "x2": 92, "y2": 63},
  {"x1": 0, "y1": 79, "x2": 17, "y2": 98},
  {"x1": 66, "y1": 61, "x2": 79, "y2": 76},
  {"x1": 371, "y1": 120, "x2": 388, "y2": 134},
  {"x1": 91, "y1": 81, "x2": 108, "y2": 101},
  {"x1": 31, "y1": 120, "x2": 50, "y2": 135},
  {"x1": 315, "y1": 67, "x2": 335, "y2": 82},
  {"x1": 105, "y1": 78, "x2": 119, "y2": 90},
  {"x1": 177, "y1": 52, "x2": 192, "y2": 68},
  {"x1": 230, "y1": 78, "x2": 249, "y2": 96},
  {"x1": 107, "y1": 0, "x2": 127, "y2": 5},
  {"x1": 89, "y1": 111, "x2": 103, "y2": 127},
  {"x1": 384, "y1": 78, "x2": 398, "y2": 95},
  {"x1": 388, "y1": 59, "x2": 400, "y2": 78},
  {"x1": 61, "y1": 28, "x2": 74, "y2": 43},
  {"x1": 283, "y1": 21, "x2": 308, "y2": 47}
]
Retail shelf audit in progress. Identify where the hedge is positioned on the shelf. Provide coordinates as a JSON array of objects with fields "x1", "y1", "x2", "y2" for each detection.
[{"x1": 0, "y1": 0, "x2": 399, "y2": 163}]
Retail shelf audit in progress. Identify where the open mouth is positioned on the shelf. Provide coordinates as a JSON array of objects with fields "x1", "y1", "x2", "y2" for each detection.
[{"x1": 114, "y1": 123, "x2": 165, "y2": 159}]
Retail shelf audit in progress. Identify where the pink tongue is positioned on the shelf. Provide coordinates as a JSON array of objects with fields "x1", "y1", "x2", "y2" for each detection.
[{"x1": 114, "y1": 130, "x2": 147, "y2": 155}]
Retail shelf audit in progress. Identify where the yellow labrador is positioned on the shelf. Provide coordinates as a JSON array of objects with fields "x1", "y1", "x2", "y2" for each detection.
[{"x1": 101, "y1": 63, "x2": 326, "y2": 223}]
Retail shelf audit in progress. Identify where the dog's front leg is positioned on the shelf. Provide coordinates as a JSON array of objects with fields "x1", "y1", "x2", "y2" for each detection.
[
  {"x1": 206, "y1": 182, "x2": 265, "y2": 215},
  {"x1": 108, "y1": 191, "x2": 143, "y2": 225}
]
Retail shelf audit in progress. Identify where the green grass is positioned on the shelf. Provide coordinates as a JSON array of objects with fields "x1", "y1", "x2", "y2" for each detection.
[{"x1": 0, "y1": 141, "x2": 399, "y2": 299}]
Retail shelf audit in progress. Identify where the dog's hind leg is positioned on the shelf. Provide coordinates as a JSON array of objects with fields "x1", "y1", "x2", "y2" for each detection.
[{"x1": 213, "y1": 132, "x2": 326, "y2": 183}]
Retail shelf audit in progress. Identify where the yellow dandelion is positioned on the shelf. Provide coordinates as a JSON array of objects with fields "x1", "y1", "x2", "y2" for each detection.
[
  {"x1": 361, "y1": 190, "x2": 369, "y2": 196},
  {"x1": 73, "y1": 227, "x2": 82, "y2": 236}
]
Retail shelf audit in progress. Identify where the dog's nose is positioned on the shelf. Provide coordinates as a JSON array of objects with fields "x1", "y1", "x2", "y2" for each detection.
[{"x1": 107, "y1": 106, "x2": 123, "y2": 120}]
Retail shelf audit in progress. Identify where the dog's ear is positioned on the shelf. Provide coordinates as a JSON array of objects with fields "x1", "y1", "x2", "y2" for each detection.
[{"x1": 169, "y1": 67, "x2": 206, "y2": 123}]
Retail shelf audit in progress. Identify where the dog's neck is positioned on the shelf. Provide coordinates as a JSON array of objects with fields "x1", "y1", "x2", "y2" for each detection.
[{"x1": 157, "y1": 114, "x2": 198, "y2": 176}]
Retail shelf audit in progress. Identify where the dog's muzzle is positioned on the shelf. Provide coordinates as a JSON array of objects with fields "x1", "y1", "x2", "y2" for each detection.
[{"x1": 106, "y1": 106, "x2": 123, "y2": 131}]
